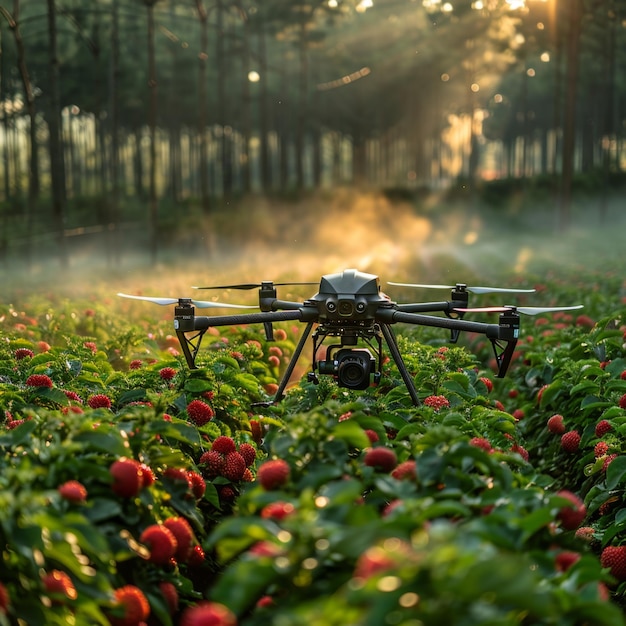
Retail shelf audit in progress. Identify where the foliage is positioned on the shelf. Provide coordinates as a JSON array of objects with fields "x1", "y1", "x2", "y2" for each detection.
[{"x1": 1, "y1": 269, "x2": 626, "y2": 624}]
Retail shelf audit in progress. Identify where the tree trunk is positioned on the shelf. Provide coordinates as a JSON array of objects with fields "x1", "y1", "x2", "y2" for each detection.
[
  {"x1": 195, "y1": 0, "x2": 210, "y2": 214},
  {"x1": 108, "y1": 0, "x2": 121, "y2": 266},
  {"x1": 557, "y1": 0, "x2": 583, "y2": 233},
  {"x1": 46, "y1": 0, "x2": 68, "y2": 267},
  {"x1": 146, "y1": 0, "x2": 159, "y2": 264},
  {"x1": 216, "y1": 0, "x2": 232, "y2": 196},
  {"x1": 258, "y1": 27, "x2": 272, "y2": 190},
  {"x1": 295, "y1": 19, "x2": 308, "y2": 189}
]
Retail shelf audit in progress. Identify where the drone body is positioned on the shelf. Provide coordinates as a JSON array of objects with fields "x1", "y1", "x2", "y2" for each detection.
[{"x1": 119, "y1": 269, "x2": 582, "y2": 407}]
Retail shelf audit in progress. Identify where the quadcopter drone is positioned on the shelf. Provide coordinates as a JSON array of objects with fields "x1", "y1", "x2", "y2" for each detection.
[{"x1": 118, "y1": 269, "x2": 582, "y2": 406}]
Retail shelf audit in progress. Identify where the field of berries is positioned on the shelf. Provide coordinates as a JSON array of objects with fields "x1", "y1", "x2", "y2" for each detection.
[{"x1": 1, "y1": 261, "x2": 626, "y2": 625}]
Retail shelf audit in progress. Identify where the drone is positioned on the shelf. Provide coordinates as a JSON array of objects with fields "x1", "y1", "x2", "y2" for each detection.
[{"x1": 118, "y1": 269, "x2": 582, "y2": 406}]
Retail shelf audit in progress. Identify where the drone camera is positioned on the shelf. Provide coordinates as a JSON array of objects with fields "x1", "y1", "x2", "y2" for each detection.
[
  {"x1": 318, "y1": 348, "x2": 377, "y2": 390},
  {"x1": 324, "y1": 296, "x2": 369, "y2": 319}
]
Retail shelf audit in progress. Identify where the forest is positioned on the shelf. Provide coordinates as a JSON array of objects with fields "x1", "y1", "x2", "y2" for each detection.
[{"x1": 0, "y1": 0, "x2": 624, "y2": 266}]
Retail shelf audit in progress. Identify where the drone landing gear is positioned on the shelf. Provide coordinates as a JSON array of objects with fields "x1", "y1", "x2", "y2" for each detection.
[
  {"x1": 490, "y1": 337, "x2": 518, "y2": 378},
  {"x1": 380, "y1": 324, "x2": 421, "y2": 406},
  {"x1": 176, "y1": 328, "x2": 207, "y2": 370},
  {"x1": 293, "y1": 323, "x2": 421, "y2": 407}
]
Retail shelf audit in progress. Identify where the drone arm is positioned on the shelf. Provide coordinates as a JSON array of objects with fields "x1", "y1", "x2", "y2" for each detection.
[
  {"x1": 261, "y1": 298, "x2": 305, "y2": 312},
  {"x1": 395, "y1": 301, "x2": 454, "y2": 314},
  {"x1": 190, "y1": 310, "x2": 303, "y2": 330},
  {"x1": 378, "y1": 309, "x2": 520, "y2": 377},
  {"x1": 378, "y1": 309, "x2": 499, "y2": 338},
  {"x1": 175, "y1": 310, "x2": 304, "y2": 369}
]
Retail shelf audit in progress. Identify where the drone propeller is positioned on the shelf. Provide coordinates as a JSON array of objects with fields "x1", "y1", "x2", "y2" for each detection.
[
  {"x1": 454, "y1": 305, "x2": 584, "y2": 316},
  {"x1": 192, "y1": 281, "x2": 317, "y2": 291},
  {"x1": 388, "y1": 282, "x2": 535, "y2": 295},
  {"x1": 117, "y1": 293, "x2": 257, "y2": 309}
]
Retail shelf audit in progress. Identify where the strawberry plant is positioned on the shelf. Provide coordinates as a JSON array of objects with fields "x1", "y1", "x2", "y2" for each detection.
[{"x1": 1, "y1": 268, "x2": 626, "y2": 624}]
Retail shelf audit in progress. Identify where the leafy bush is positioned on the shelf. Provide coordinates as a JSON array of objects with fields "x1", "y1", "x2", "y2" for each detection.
[{"x1": 1, "y1": 280, "x2": 626, "y2": 625}]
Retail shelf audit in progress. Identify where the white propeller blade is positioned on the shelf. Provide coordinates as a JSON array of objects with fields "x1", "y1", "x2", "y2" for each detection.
[
  {"x1": 388, "y1": 282, "x2": 535, "y2": 295},
  {"x1": 117, "y1": 293, "x2": 257, "y2": 309},
  {"x1": 454, "y1": 305, "x2": 584, "y2": 316}
]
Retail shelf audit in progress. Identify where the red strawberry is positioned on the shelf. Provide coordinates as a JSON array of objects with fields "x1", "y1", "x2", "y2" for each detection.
[
  {"x1": 511, "y1": 444, "x2": 529, "y2": 461},
  {"x1": 603, "y1": 454, "x2": 618, "y2": 472},
  {"x1": 42, "y1": 570, "x2": 77, "y2": 601},
  {"x1": 63, "y1": 390, "x2": 83, "y2": 404},
  {"x1": 162, "y1": 467, "x2": 193, "y2": 492},
  {"x1": 363, "y1": 447, "x2": 398, "y2": 472},
  {"x1": 257, "y1": 459, "x2": 290, "y2": 490},
  {"x1": 58, "y1": 480, "x2": 87, "y2": 503},
  {"x1": 188, "y1": 470, "x2": 206, "y2": 499},
  {"x1": 391, "y1": 460, "x2": 417, "y2": 480},
  {"x1": 199, "y1": 450, "x2": 224, "y2": 476},
  {"x1": 164, "y1": 517, "x2": 194, "y2": 562},
  {"x1": 354, "y1": 546, "x2": 396, "y2": 580},
  {"x1": 110, "y1": 458, "x2": 144, "y2": 498},
  {"x1": 0, "y1": 582, "x2": 9, "y2": 614},
  {"x1": 159, "y1": 367, "x2": 177, "y2": 381},
  {"x1": 188, "y1": 544, "x2": 206, "y2": 568},
  {"x1": 575, "y1": 526, "x2": 596, "y2": 542},
  {"x1": 547, "y1": 414, "x2": 565, "y2": 434},
  {"x1": 139, "y1": 524, "x2": 178, "y2": 564},
  {"x1": 14, "y1": 347, "x2": 34, "y2": 360},
  {"x1": 250, "y1": 419, "x2": 263, "y2": 443},
  {"x1": 261, "y1": 501, "x2": 295, "y2": 520},
  {"x1": 222, "y1": 452, "x2": 247, "y2": 481},
  {"x1": 179, "y1": 601, "x2": 237, "y2": 626},
  {"x1": 25, "y1": 374, "x2": 53, "y2": 388},
  {"x1": 555, "y1": 551, "x2": 581, "y2": 572},
  {"x1": 238, "y1": 442, "x2": 257, "y2": 467},
  {"x1": 469, "y1": 437, "x2": 492, "y2": 452},
  {"x1": 601, "y1": 545, "x2": 626, "y2": 581},
  {"x1": 595, "y1": 420, "x2": 613, "y2": 437},
  {"x1": 556, "y1": 490, "x2": 586, "y2": 530},
  {"x1": 219, "y1": 485, "x2": 237, "y2": 503},
  {"x1": 478, "y1": 377, "x2": 493, "y2": 393},
  {"x1": 158, "y1": 581, "x2": 179, "y2": 615},
  {"x1": 211, "y1": 435, "x2": 237, "y2": 454},
  {"x1": 186, "y1": 399, "x2": 214, "y2": 426},
  {"x1": 87, "y1": 393, "x2": 112, "y2": 409},
  {"x1": 619, "y1": 394, "x2": 626, "y2": 410},
  {"x1": 140, "y1": 463, "x2": 155, "y2": 487},
  {"x1": 594, "y1": 441, "x2": 610, "y2": 458},
  {"x1": 110, "y1": 585, "x2": 150, "y2": 626},
  {"x1": 560, "y1": 431, "x2": 581, "y2": 453},
  {"x1": 537, "y1": 384, "x2": 549, "y2": 404},
  {"x1": 364, "y1": 429, "x2": 379, "y2": 443}
]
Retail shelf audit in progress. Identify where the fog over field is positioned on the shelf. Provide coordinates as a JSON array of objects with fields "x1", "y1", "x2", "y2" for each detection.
[{"x1": 4, "y1": 190, "x2": 626, "y2": 309}]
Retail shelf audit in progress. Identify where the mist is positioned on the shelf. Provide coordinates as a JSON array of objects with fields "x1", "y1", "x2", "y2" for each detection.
[{"x1": 4, "y1": 188, "x2": 626, "y2": 308}]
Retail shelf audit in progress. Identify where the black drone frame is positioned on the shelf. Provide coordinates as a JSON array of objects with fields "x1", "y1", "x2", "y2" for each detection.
[{"x1": 170, "y1": 269, "x2": 524, "y2": 407}]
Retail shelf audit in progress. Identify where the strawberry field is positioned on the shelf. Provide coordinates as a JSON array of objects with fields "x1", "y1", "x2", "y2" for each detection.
[{"x1": 2, "y1": 222, "x2": 626, "y2": 625}]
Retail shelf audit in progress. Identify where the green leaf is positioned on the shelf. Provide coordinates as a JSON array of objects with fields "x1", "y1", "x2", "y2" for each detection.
[
  {"x1": 332, "y1": 420, "x2": 370, "y2": 449},
  {"x1": 184, "y1": 378, "x2": 214, "y2": 393},
  {"x1": 73, "y1": 431, "x2": 129, "y2": 457},
  {"x1": 539, "y1": 379, "x2": 564, "y2": 407},
  {"x1": 570, "y1": 380, "x2": 600, "y2": 396},
  {"x1": 117, "y1": 388, "x2": 147, "y2": 404},
  {"x1": 32, "y1": 387, "x2": 70, "y2": 406},
  {"x1": 215, "y1": 355, "x2": 242, "y2": 370},
  {"x1": 606, "y1": 455, "x2": 626, "y2": 490}
]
